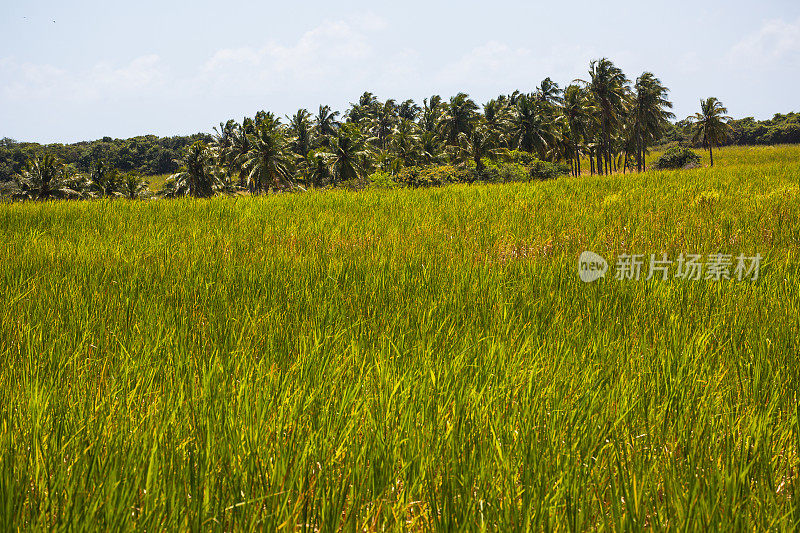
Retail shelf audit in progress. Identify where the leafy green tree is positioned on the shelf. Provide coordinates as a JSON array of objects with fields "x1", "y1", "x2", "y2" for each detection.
[
  {"x1": 690, "y1": 97, "x2": 732, "y2": 167},
  {"x1": 392, "y1": 119, "x2": 421, "y2": 167},
  {"x1": 483, "y1": 98, "x2": 510, "y2": 142},
  {"x1": 536, "y1": 77, "x2": 564, "y2": 106},
  {"x1": 211, "y1": 120, "x2": 238, "y2": 174},
  {"x1": 299, "y1": 150, "x2": 332, "y2": 188}
]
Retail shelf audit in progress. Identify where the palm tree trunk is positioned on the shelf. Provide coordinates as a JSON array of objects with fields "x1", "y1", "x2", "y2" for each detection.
[{"x1": 709, "y1": 145, "x2": 714, "y2": 167}]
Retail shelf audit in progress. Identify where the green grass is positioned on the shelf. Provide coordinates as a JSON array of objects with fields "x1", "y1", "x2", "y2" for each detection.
[{"x1": 1, "y1": 145, "x2": 799, "y2": 530}]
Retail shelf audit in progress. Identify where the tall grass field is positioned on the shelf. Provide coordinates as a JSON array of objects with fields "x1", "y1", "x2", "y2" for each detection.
[{"x1": 1, "y1": 145, "x2": 799, "y2": 530}]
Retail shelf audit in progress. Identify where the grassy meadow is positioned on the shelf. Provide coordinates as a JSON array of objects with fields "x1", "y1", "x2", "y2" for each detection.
[{"x1": 1, "y1": 145, "x2": 799, "y2": 530}]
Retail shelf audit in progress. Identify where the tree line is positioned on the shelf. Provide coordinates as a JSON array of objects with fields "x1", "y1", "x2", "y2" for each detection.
[{"x1": 0, "y1": 57, "x2": 758, "y2": 200}]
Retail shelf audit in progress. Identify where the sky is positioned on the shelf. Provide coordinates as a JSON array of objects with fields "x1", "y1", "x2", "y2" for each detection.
[{"x1": 1, "y1": 0, "x2": 799, "y2": 144}]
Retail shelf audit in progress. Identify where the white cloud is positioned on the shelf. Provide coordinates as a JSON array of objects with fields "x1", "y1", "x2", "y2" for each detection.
[
  {"x1": 198, "y1": 17, "x2": 384, "y2": 96},
  {"x1": 0, "y1": 54, "x2": 167, "y2": 101},
  {"x1": 729, "y1": 18, "x2": 800, "y2": 67},
  {"x1": 436, "y1": 41, "x2": 596, "y2": 91},
  {"x1": 0, "y1": 15, "x2": 390, "y2": 104}
]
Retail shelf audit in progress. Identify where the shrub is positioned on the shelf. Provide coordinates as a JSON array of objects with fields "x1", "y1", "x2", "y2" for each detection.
[
  {"x1": 653, "y1": 146, "x2": 701, "y2": 170},
  {"x1": 529, "y1": 160, "x2": 570, "y2": 180},
  {"x1": 397, "y1": 165, "x2": 476, "y2": 188},
  {"x1": 367, "y1": 171, "x2": 400, "y2": 189}
]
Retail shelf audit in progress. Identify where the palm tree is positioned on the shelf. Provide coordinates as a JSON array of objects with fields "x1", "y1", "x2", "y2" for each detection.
[
  {"x1": 300, "y1": 150, "x2": 332, "y2": 188},
  {"x1": 420, "y1": 95, "x2": 443, "y2": 133},
  {"x1": 483, "y1": 98, "x2": 510, "y2": 142},
  {"x1": 582, "y1": 58, "x2": 630, "y2": 174},
  {"x1": 629, "y1": 73, "x2": 674, "y2": 172},
  {"x1": 163, "y1": 142, "x2": 219, "y2": 198},
  {"x1": 391, "y1": 119, "x2": 421, "y2": 167},
  {"x1": 346, "y1": 92, "x2": 379, "y2": 125},
  {"x1": 211, "y1": 119, "x2": 238, "y2": 174},
  {"x1": 561, "y1": 84, "x2": 593, "y2": 176},
  {"x1": 327, "y1": 124, "x2": 370, "y2": 185},
  {"x1": 418, "y1": 131, "x2": 445, "y2": 166},
  {"x1": 536, "y1": 77, "x2": 563, "y2": 106},
  {"x1": 690, "y1": 97, "x2": 732, "y2": 167},
  {"x1": 368, "y1": 99, "x2": 398, "y2": 150},
  {"x1": 230, "y1": 119, "x2": 254, "y2": 187},
  {"x1": 88, "y1": 159, "x2": 121, "y2": 198},
  {"x1": 398, "y1": 99, "x2": 421, "y2": 122},
  {"x1": 455, "y1": 124, "x2": 499, "y2": 174},
  {"x1": 508, "y1": 95, "x2": 556, "y2": 158},
  {"x1": 13, "y1": 154, "x2": 84, "y2": 200},
  {"x1": 242, "y1": 123, "x2": 294, "y2": 193},
  {"x1": 439, "y1": 93, "x2": 478, "y2": 145},
  {"x1": 120, "y1": 172, "x2": 150, "y2": 199},
  {"x1": 287, "y1": 109, "x2": 314, "y2": 157},
  {"x1": 315, "y1": 105, "x2": 340, "y2": 146}
]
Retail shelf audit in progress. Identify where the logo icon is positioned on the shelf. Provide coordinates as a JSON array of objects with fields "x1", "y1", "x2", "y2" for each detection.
[{"x1": 578, "y1": 251, "x2": 608, "y2": 283}]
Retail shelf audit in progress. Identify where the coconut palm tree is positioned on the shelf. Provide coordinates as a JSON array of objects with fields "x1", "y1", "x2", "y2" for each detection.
[
  {"x1": 315, "y1": 105, "x2": 340, "y2": 146},
  {"x1": 211, "y1": 119, "x2": 238, "y2": 174},
  {"x1": 120, "y1": 172, "x2": 150, "y2": 199},
  {"x1": 439, "y1": 93, "x2": 478, "y2": 145},
  {"x1": 163, "y1": 142, "x2": 219, "y2": 198},
  {"x1": 455, "y1": 124, "x2": 499, "y2": 174},
  {"x1": 690, "y1": 97, "x2": 732, "y2": 167},
  {"x1": 508, "y1": 95, "x2": 556, "y2": 158},
  {"x1": 582, "y1": 58, "x2": 630, "y2": 174},
  {"x1": 629, "y1": 73, "x2": 675, "y2": 172},
  {"x1": 88, "y1": 159, "x2": 121, "y2": 198},
  {"x1": 561, "y1": 84, "x2": 593, "y2": 176},
  {"x1": 418, "y1": 131, "x2": 445, "y2": 166},
  {"x1": 420, "y1": 95, "x2": 443, "y2": 133},
  {"x1": 300, "y1": 150, "x2": 332, "y2": 188},
  {"x1": 536, "y1": 77, "x2": 564, "y2": 106},
  {"x1": 398, "y1": 99, "x2": 421, "y2": 122},
  {"x1": 327, "y1": 124, "x2": 370, "y2": 185},
  {"x1": 368, "y1": 99, "x2": 398, "y2": 150},
  {"x1": 242, "y1": 123, "x2": 294, "y2": 193},
  {"x1": 13, "y1": 154, "x2": 84, "y2": 200},
  {"x1": 483, "y1": 98, "x2": 510, "y2": 142},
  {"x1": 286, "y1": 109, "x2": 314, "y2": 157},
  {"x1": 392, "y1": 119, "x2": 421, "y2": 167}
]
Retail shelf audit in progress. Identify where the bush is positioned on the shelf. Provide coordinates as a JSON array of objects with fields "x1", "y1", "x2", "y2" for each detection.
[
  {"x1": 653, "y1": 146, "x2": 701, "y2": 170},
  {"x1": 529, "y1": 160, "x2": 570, "y2": 180},
  {"x1": 397, "y1": 165, "x2": 476, "y2": 188},
  {"x1": 367, "y1": 171, "x2": 400, "y2": 189}
]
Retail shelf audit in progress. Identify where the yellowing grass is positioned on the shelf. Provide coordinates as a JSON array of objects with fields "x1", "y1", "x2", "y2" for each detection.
[{"x1": 0, "y1": 145, "x2": 799, "y2": 530}]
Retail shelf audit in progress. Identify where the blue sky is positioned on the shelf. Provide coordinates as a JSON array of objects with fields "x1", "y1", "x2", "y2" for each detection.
[{"x1": 1, "y1": 0, "x2": 799, "y2": 143}]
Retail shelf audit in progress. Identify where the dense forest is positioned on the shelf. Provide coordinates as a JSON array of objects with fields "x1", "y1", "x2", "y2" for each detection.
[
  {"x1": 661, "y1": 112, "x2": 800, "y2": 147},
  {"x1": 0, "y1": 57, "x2": 796, "y2": 200},
  {"x1": 0, "y1": 134, "x2": 211, "y2": 182}
]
